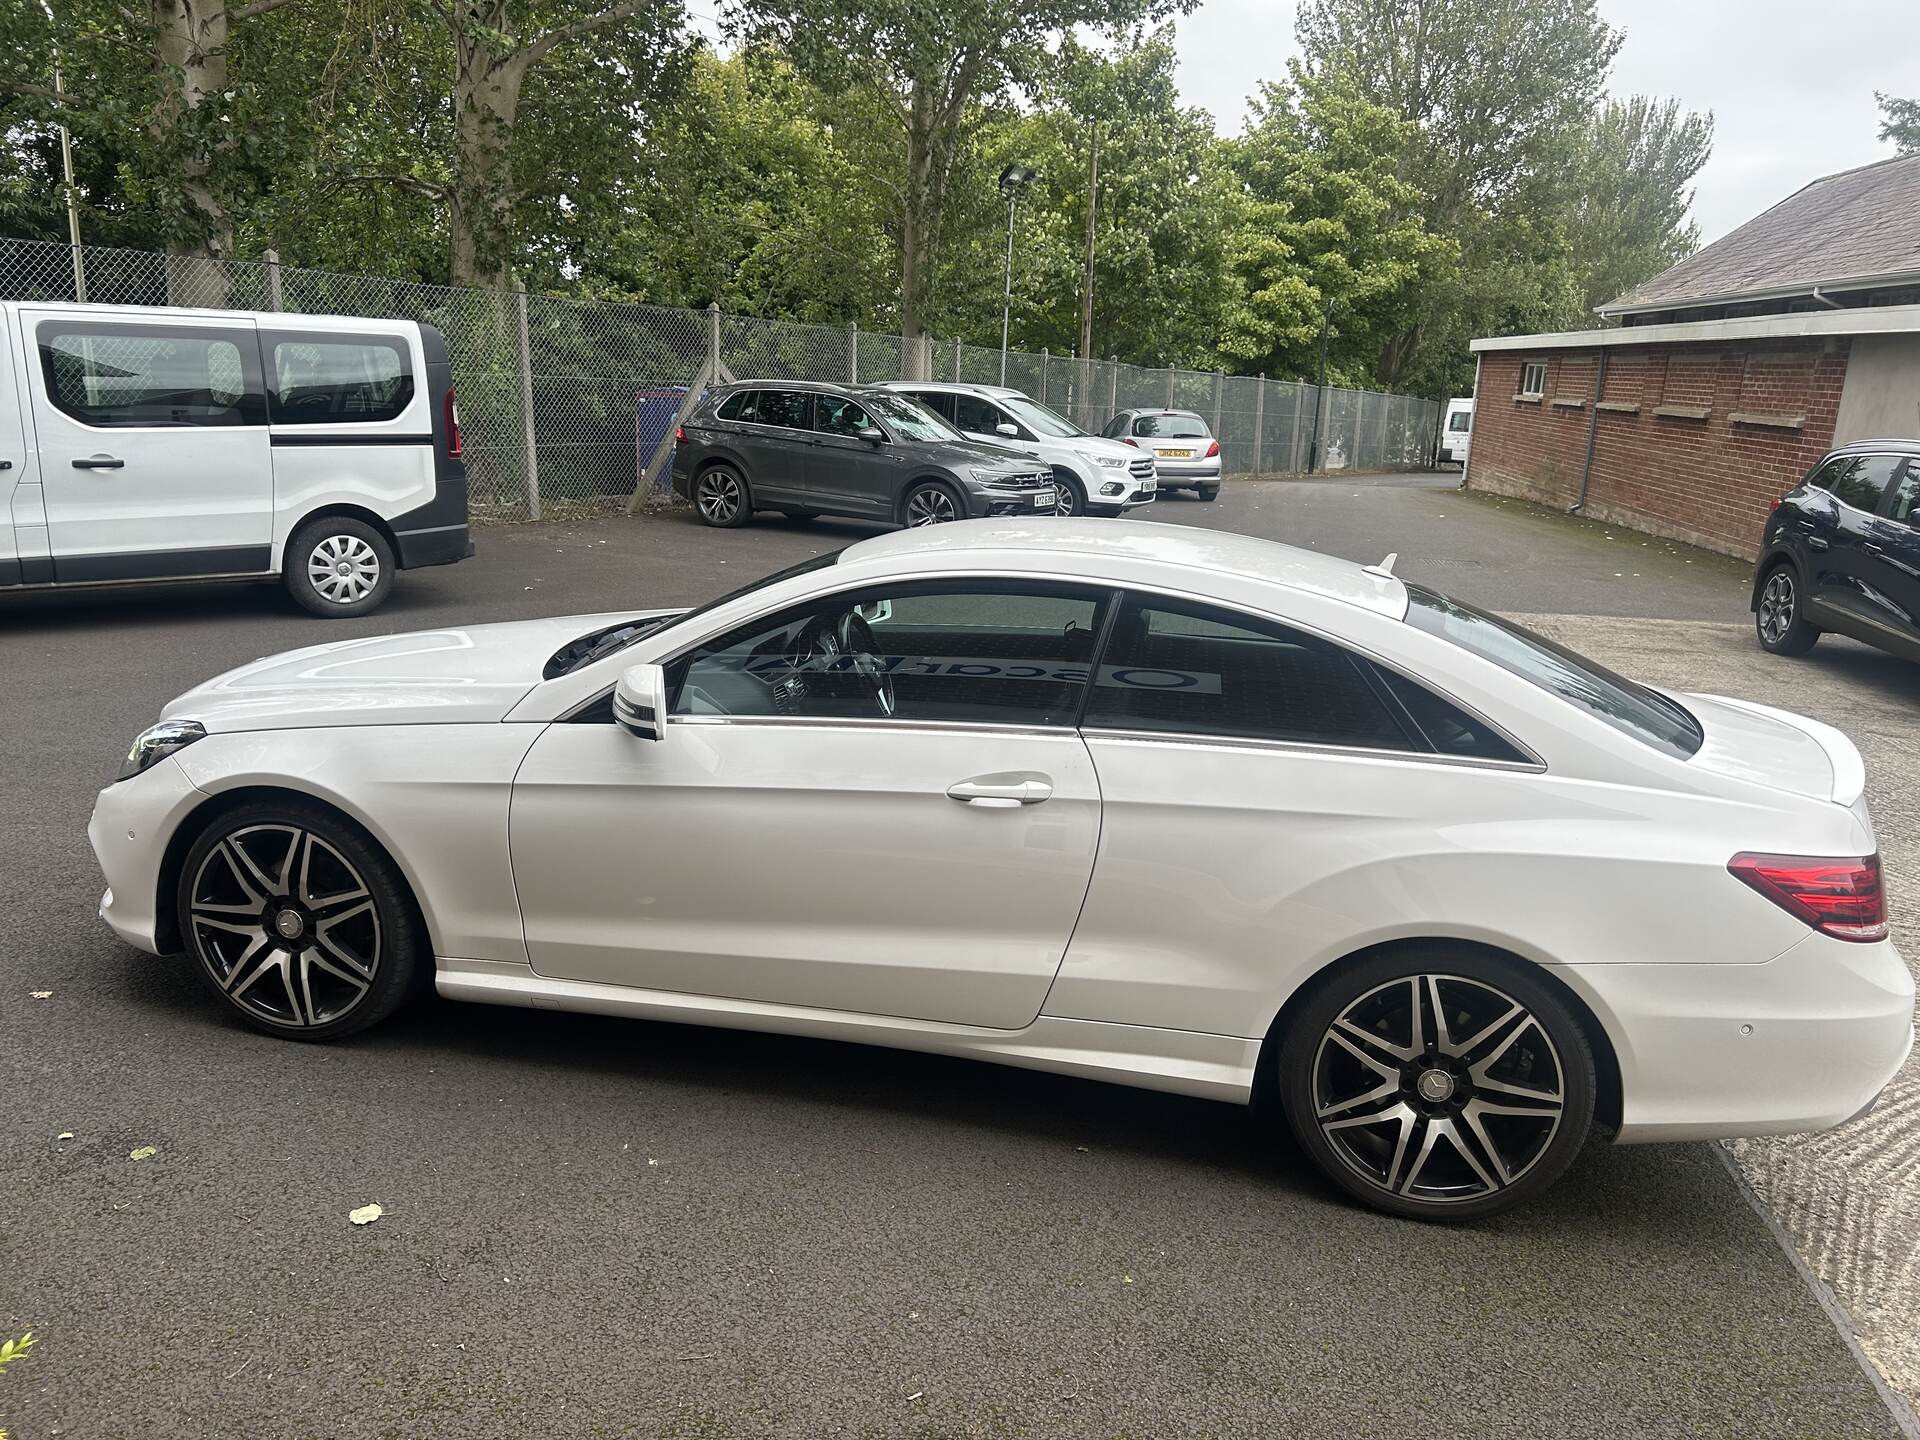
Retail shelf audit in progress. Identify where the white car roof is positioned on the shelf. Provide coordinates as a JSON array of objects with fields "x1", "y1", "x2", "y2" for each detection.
[
  {"x1": 838, "y1": 519, "x2": 1409, "y2": 619},
  {"x1": 879, "y1": 380, "x2": 1026, "y2": 400}
]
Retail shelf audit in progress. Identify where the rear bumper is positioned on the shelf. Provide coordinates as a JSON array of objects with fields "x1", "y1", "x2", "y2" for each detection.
[
  {"x1": 1155, "y1": 459, "x2": 1221, "y2": 482},
  {"x1": 1561, "y1": 933, "x2": 1915, "y2": 1143},
  {"x1": 394, "y1": 523, "x2": 473, "y2": 569}
]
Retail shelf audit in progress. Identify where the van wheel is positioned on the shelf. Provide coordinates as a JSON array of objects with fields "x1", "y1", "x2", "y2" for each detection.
[{"x1": 285, "y1": 518, "x2": 394, "y2": 618}]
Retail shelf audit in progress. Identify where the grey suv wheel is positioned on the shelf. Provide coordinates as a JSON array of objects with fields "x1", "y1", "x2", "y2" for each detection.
[
  {"x1": 695, "y1": 465, "x2": 751, "y2": 527},
  {"x1": 903, "y1": 482, "x2": 962, "y2": 526}
]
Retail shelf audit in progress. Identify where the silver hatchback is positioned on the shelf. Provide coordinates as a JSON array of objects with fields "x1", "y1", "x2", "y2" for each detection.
[{"x1": 1101, "y1": 409, "x2": 1221, "y2": 498}]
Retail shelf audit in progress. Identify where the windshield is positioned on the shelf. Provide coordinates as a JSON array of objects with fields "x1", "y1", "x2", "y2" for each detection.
[
  {"x1": 1448, "y1": 411, "x2": 1472, "y2": 433},
  {"x1": 865, "y1": 392, "x2": 962, "y2": 443},
  {"x1": 1134, "y1": 413, "x2": 1210, "y2": 439},
  {"x1": 1001, "y1": 395, "x2": 1085, "y2": 438},
  {"x1": 1404, "y1": 585, "x2": 1703, "y2": 759},
  {"x1": 545, "y1": 550, "x2": 844, "y2": 676}
]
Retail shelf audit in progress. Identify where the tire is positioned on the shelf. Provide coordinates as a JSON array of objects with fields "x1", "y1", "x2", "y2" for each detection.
[
  {"x1": 1054, "y1": 475, "x2": 1087, "y2": 517},
  {"x1": 284, "y1": 517, "x2": 394, "y2": 618},
  {"x1": 176, "y1": 800, "x2": 424, "y2": 1042},
  {"x1": 1197, "y1": 484, "x2": 1221, "y2": 502},
  {"x1": 1755, "y1": 563, "x2": 1820, "y2": 656},
  {"x1": 781, "y1": 510, "x2": 821, "y2": 523},
  {"x1": 902, "y1": 481, "x2": 964, "y2": 527},
  {"x1": 1276, "y1": 945, "x2": 1596, "y2": 1221},
  {"x1": 694, "y1": 465, "x2": 752, "y2": 528}
]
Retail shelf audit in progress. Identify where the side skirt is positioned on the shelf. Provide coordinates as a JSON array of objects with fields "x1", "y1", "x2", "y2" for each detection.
[{"x1": 435, "y1": 957, "x2": 1259, "y2": 1104}]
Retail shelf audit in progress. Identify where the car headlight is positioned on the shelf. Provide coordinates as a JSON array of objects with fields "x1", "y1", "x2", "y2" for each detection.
[
  {"x1": 1093, "y1": 454, "x2": 1129, "y2": 469},
  {"x1": 116, "y1": 719, "x2": 206, "y2": 783}
]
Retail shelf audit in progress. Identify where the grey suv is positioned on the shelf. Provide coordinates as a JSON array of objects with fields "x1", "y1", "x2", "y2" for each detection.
[{"x1": 672, "y1": 380, "x2": 1058, "y2": 528}]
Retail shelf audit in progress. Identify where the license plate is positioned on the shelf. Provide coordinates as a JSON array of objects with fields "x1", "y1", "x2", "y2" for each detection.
[
  {"x1": 1162, "y1": 448, "x2": 1193, "y2": 459},
  {"x1": 1033, "y1": 489, "x2": 1055, "y2": 509}
]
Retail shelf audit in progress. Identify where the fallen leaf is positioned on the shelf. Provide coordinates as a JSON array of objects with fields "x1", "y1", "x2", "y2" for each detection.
[
  {"x1": 29, "y1": 991, "x2": 51, "y2": 1000},
  {"x1": 129, "y1": 1146, "x2": 157, "y2": 1161},
  {"x1": 57, "y1": 1132, "x2": 73, "y2": 1141},
  {"x1": 348, "y1": 1203, "x2": 383, "y2": 1226}
]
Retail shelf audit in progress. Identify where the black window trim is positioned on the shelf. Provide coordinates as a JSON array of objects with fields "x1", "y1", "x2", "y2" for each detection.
[
  {"x1": 720, "y1": 387, "x2": 820, "y2": 434},
  {"x1": 260, "y1": 327, "x2": 417, "y2": 427},
  {"x1": 1808, "y1": 450, "x2": 1911, "y2": 518},
  {"x1": 35, "y1": 316, "x2": 268, "y2": 429}
]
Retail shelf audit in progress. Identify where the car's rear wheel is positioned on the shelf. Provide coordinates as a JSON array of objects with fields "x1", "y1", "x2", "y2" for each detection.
[
  {"x1": 1197, "y1": 484, "x2": 1220, "y2": 501},
  {"x1": 903, "y1": 481, "x2": 962, "y2": 527},
  {"x1": 1756, "y1": 564, "x2": 1820, "y2": 655},
  {"x1": 695, "y1": 465, "x2": 751, "y2": 527},
  {"x1": 176, "y1": 801, "x2": 422, "y2": 1041},
  {"x1": 284, "y1": 517, "x2": 394, "y2": 618},
  {"x1": 1277, "y1": 946, "x2": 1595, "y2": 1220}
]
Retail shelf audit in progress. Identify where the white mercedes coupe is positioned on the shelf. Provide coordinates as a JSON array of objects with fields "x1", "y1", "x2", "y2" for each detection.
[{"x1": 90, "y1": 520, "x2": 1914, "y2": 1219}]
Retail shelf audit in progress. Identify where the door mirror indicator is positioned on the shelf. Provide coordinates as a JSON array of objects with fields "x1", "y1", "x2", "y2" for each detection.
[{"x1": 614, "y1": 663, "x2": 668, "y2": 741}]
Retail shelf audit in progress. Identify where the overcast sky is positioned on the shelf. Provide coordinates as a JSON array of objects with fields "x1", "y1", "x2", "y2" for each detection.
[{"x1": 1173, "y1": 0, "x2": 1920, "y2": 244}]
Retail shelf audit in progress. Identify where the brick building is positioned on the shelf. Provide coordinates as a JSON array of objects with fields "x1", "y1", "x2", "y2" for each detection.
[{"x1": 1466, "y1": 153, "x2": 1920, "y2": 559}]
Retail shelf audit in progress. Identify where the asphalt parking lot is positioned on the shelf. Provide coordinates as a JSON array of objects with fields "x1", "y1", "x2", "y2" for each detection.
[{"x1": 2, "y1": 477, "x2": 1915, "y2": 1439}]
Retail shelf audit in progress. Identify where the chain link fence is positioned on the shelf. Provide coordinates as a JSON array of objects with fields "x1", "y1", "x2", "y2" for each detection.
[{"x1": 1, "y1": 239, "x2": 1442, "y2": 522}]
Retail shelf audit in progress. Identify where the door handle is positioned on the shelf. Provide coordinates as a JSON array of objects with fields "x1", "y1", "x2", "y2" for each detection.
[
  {"x1": 73, "y1": 455, "x2": 125, "y2": 470},
  {"x1": 946, "y1": 777, "x2": 1053, "y2": 808},
  {"x1": 1806, "y1": 535, "x2": 1829, "y2": 551},
  {"x1": 1863, "y1": 542, "x2": 1885, "y2": 557}
]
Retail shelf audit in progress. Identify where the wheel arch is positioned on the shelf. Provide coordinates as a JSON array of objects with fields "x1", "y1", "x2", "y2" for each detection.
[
  {"x1": 1750, "y1": 546, "x2": 1802, "y2": 612},
  {"x1": 278, "y1": 504, "x2": 398, "y2": 571},
  {"x1": 154, "y1": 783, "x2": 436, "y2": 960},
  {"x1": 1249, "y1": 936, "x2": 1623, "y2": 1136}
]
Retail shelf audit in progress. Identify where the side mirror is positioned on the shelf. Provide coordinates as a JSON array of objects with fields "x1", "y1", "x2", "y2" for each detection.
[
  {"x1": 995, "y1": 422, "x2": 1019, "y2": 438},
  {"x1": 613, "y1": 662, "x2": 668, "y2": 741},
  {"x1": 854, "y1": 425, "x2": 884, "y2": 444}
]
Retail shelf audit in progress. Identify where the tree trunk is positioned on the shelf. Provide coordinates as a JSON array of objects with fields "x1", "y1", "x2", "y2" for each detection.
[
  {"x1": 898, "y1": 75, "x2": 936, "y2": 348},
  {"x1": 449, "y1": 2, "x2": 528, "y2": 292},
  {"x1": 152, "y1": 0, "x2": 236, "y2": 305}
]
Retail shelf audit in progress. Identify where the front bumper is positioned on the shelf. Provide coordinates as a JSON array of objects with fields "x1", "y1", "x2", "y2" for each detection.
[
  {"x1": 1087, "y1": 471, "x2": 1157, "y2": 508},
  {"x1": 1562, "y1": 932, "x2": 1915, "y2": 1143},
  {"x1": 966, "y1": 482, "x2": 1062, "y2": 518},
  {"x1": 89, "y1": 757, "x2": 209, "y2": 955}
]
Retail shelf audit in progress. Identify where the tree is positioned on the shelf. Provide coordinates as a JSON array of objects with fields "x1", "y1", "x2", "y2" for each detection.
[
  {"x1": 728, "y1": 0, "x2": 1195, "y2": 349},
  {"x1": 1219, "y1": 64, "x2": 1453, "y2": 383},
  {"x1": 1564, "y1": 96, "x2": 1710, "y2": 313},
  {"x1": 1878, "y1": 91, "x2": 1920, "y2": 154}
]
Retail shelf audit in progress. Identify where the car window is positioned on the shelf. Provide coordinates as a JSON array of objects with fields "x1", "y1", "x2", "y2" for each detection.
[
  {"x1": 1884, "y1": 460, "x2": 1920, "y2": 525},
  {"x1": 1102, "y1": 415, "x2": 1129, "y2": 439},
  {"x1": 1374, "y1": 668, "x2": 1529, "y2": 763},
  {"x1": 265, "y1": 333, "x2": 413, "y2": 424},
  {"x1": 1447, "y1": 411, "x2": 1472, "y2": 433},
  {"x1": 751, "y1": 391, "x2": 812, "y2": 430},
  {"x1": 862, "y1": 392, "x2": 962, "y2": 442},
  {"x1": 1084, "y1": 594, "x2": 1414, "y2": 750},
  {"x1": 952, "y1": 393, "x2": 1008, "y2": 435},
  {"x1": 38, "y1": 321, "x2": 264, "y2": 427},
  {"x1": 1001, "y1": 395, "x2": 1085, "y2": 438},
  {"x1": 1815, "y1": 454, "x2": 1902, "y2": 513},
  {"x1": 905, "y1": 391, "x2": 956, "y2": 423},
  {"x1": 1132, "y1": 413, "x2": 1210, "y2": 439},
  {"x1": 670, "y1": 581, "x2": 1110, "y2": 727},
  {"x1": 1405, "y1": 585, "x2": 1702, "y2": 759},
  {"x1": 813, "y1": 395, "x2": 876, "y2": 436},
  {"x1": 715, "y1": 390, "x2": 753, "y2": 421}
]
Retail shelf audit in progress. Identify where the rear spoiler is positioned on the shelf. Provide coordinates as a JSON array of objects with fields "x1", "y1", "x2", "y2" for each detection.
[{"x1": 1691, "y1": 693, "x2": 1866, "y2": 806}]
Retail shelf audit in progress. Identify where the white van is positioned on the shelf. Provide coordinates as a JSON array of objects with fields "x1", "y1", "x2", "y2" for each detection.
[
  {"x1": 1439, "y1": 396, "x2": 1474, "y2": 468},
  {"x1": 878, "y1": 381, "x2": 1156, "y2": 516},
  {"x1": 0, "y1": 301, "x2": 470, "y2": 617}
]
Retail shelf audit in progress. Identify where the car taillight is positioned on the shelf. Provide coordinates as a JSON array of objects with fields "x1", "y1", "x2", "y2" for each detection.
[
  {"x1": 675, "y1": 425, "x2": 686, "y2": 444},
  {"x1": 443, "y1": 387, "x2": 462, "y2": 457},
  {"x1": 1728, "y1": 852, "x2": 1888, "y2": 942},
  {"x1": 1123, "y1": 437, "x2": 1139, "y2": 447},
  {"x1": 1204, "y1": 439, "x2": 1221, "y2": 458}
]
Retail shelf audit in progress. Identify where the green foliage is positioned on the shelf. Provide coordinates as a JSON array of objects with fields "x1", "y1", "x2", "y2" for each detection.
[
  {"x1": 0, "y1": 1329, "x2": 37, "y2": 1436},
  {"x1": 1879, "y1": 92, "x2": 1920, "y2": 154},
  {"x1": 1564, "y1": 96, "x2": 1712, "y2": 313}
]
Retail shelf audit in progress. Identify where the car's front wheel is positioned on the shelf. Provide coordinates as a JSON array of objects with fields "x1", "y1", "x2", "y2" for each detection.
[
  {"x1": 284, "y1": 517, "x2": 394, "y2": 618},
  {"x1": 1054, "y1": 475, "x2": 1087, "y2": 517},
  {"x1": 903, "y1": 481, "x2": 963, "y2": 527},
  {"x1": 1756, "y1": 564, "x2": 1820, "y2": 655},
  {"x1": 177, "y1": 801, "x2": 423, "y2": 1041},
  {"x1": 1277, "y1": 947, "x2": 1596, "y2": 1220}
]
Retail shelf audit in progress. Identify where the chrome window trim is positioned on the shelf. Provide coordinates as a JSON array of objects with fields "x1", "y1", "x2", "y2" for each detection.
[
  {"x1": 1080, "y1": 726, "x2": 1546, "y2": 773},
  {"x1": 667, "y1": 714, "x2": 1079, "y2": 739}
]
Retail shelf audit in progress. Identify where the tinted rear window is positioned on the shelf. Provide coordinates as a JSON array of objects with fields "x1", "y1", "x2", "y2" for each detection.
[
  {"x1": 267, "y1": 333, "x2": 413, "y2": 424},
  {"x1": 1404, "y1": 586, "x2": 1702, "y2": 759},
  {"x1": 1133, "y1": 413, "x2": 1209, "y2": 439}
]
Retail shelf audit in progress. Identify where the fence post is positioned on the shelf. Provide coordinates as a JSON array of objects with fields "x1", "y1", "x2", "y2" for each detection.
[
  {"x1": 849, "y1": 320, "x2": 859, "y2": 384},
  {"x1": 1252, "y1": 375, "x2": 1265, "y2": 474},
  {"x1": 1213, "y1": 371, "x2": 1223, "y2": 436},
  {"x1": 264, "y1": 248, "x2": 284, "y2": 311},
  {"x1": 1291, "y1": 384, "x2": 1306, "y2": 473},
  {"x1": 1108, "y1": 357, "x2": 1118, "y2": 418},
  {"x1": 1165, "y1": 369, "x2": 1175, "y2": 408},
  {"x1": 706, "y1": 301, "x2": 723, "y2": 381},
  {"x1": 514, "y1": 286, "x2": 541, "y2": 521},
  {"x1": 952, "y1": 336, "x2": 962, "y2": 382}
]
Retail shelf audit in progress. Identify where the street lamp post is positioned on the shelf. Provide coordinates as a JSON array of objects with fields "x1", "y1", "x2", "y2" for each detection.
[{"x1": 998, "y1": 163, "x2": 1036, "y2": 387}]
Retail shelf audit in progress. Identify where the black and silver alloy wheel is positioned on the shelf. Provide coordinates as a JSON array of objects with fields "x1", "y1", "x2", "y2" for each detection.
[
  {"x1": 695, "y1": 467, "x2": 749, "y2": 527},
  {"x1": 1056, "y1": 479, "x2": 1083, "y2": 516},
  {"x1": 178, "y1": 804, "x2": 420, "y2": 1039},
  {"x1": 904, "y1": 483, "x2": 960, "y2": 526},
  {"x1": 1756, "y1": 565, "x2": 1819, "y2": 655},
  {"x1": 1279, "y1": 951, "x2": 1595, "y2": 1219}
]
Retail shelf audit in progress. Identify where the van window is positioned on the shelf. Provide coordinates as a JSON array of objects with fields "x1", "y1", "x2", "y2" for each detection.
[
  {"x1": 38, "y1": 322, "x2": 264, "y2": 427},
  {"x1": 266, "y1": 333, "x2": 413, "y2": 424},
  {"x1": 1447, "y1": 410, "x2": 1472, "y2": 433}
]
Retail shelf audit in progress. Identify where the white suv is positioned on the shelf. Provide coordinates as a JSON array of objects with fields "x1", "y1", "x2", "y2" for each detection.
[
  {"x1": 880, "y1": 382, "x2": 1155, "y2": 516},
  {"x1": 0, "y1": 301, "x2": 470, "y2": 616}
]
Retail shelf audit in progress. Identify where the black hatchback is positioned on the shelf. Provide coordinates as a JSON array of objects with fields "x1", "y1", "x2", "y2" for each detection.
[
  {"x1": 1752, "y1": 439, "x2": 1920, "y2": 663},
  {"x1": 671, "y1": 380, "x2": 1058, "y2": 528}
]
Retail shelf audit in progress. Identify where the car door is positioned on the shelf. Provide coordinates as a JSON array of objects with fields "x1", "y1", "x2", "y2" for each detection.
[
  {"x1": 1861, "y1": 457, "x2": 1920, "y2": 649},
  {"x1": 22, "y1": 310, "x2": 273, "y2": 580},
  {"x1": 0, "y1": 310, "x2": 26, "y2": 584},
  {"x1": 1806, "y1": 453, "x2": 1903, "y2": 630},
  {"x1": 510, "y1": 579, "x2": 1113, "y2": 1029},
  {"x1": 807, "y1": 394, "x2": 900, "y2": 518},
  {"x1": 728, "y1": 389, "x2": 812, "y2": 508}
]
